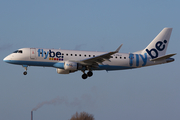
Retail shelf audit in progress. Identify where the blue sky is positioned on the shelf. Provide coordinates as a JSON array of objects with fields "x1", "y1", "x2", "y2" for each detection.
[{"x1": 0, "y1": 0, "x2": 180, "y2": 120}]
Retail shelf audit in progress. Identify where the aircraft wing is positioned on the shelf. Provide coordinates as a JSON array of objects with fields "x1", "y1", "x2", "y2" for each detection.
[{"x1": 78, "y1": 44, "x2": 123, "y2": 66}]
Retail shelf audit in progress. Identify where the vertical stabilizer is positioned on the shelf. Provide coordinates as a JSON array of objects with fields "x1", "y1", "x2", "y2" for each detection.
[{"x1": 141, "y1": 28, "x2": 173, "y2": 59}]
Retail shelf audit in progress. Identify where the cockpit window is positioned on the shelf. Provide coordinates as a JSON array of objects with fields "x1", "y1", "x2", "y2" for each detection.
[
  {"x1": 13, "y1": 50, "x2": 18, "y2": 53},
  {"x1": 13, "y1": 50, "x2": 23, "y2": 53},
  {"x1": 18, "y1": 50, "x2": 22, "y2": 53}
]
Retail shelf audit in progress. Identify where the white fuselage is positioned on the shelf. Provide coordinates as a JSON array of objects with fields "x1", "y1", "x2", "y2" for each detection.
[
  {"x1": 3, "y1": 28, "x2": 175, "y2": 79},
  {"x1": 3, "y1": 48, "x2": 170, "y2": 71}
]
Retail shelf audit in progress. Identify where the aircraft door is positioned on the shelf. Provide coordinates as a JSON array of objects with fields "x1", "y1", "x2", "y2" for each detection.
[{"x1": 30, "y1": 48, "x2": 36, "y2": 59}]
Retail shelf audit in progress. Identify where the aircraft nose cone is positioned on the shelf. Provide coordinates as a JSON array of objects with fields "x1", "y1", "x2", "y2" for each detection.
[
  {"x1": 3, "y1": 56, "x2": 8, "y2": 62},
  {"x1": 3, "y1": 55, "x2": 11, "y2": 62}
]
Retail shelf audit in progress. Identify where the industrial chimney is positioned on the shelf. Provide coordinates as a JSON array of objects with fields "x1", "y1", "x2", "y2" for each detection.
[{"x1": 31, "y1": 111, "x2": 33, "y2": 120}]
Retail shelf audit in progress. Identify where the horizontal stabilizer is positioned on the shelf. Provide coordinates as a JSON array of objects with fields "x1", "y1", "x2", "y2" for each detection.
[{"x1": 150, "y1": 53, "x2": 176, "y2": 61}]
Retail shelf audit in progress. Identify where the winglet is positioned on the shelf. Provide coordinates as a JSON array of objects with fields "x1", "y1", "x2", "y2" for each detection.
[{"x1": 115, "y1": 44, "x2": 123, "y2": 53}]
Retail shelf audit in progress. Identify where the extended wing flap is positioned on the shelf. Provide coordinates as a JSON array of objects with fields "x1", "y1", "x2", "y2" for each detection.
[{"x1": 150, "y1": 53, "x2": 176, "y2": 61}]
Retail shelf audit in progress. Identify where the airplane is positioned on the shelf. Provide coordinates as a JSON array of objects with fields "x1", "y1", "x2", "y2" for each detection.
[{"x1": 3, "y1": 28, "x2": 176, "y2": 79}]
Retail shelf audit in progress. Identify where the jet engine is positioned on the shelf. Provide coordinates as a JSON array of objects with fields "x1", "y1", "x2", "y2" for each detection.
[
  {"x1": 64, "y1": 61, "x2": 82, "y2": 70},
  {"x1": 56, "y1": 68, "x2": 69, "y2": 74},
  {"x1": 56, "y1": 61, "x2": 83, "y2": 74}
]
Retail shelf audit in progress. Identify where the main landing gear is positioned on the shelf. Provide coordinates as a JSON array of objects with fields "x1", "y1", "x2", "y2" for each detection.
[
  {"x1": 81, "y1": 70, "x2": 93, "y2": 79},
  {"x1": 22, "y1": 65, "x2": 28, "y2": 75}
]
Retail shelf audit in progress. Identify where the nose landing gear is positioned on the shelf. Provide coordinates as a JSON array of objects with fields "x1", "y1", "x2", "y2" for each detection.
[
  {"x1": 23, "y1": 71, "x2": 27, "y2": 75},
  {"x1": 22, "y1": 65, "x2": 28, "y2": 75}
]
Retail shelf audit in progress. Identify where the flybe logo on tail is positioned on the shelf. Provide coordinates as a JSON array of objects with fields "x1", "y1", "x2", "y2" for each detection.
[
  {"x1": 146, "y1": 40, "x2": 167, "y2": 59},
  {"x1": 37, "y1": 49, "x2": 64, "y2": 61}
]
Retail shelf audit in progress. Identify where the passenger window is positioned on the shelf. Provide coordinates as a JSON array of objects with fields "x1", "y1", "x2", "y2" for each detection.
[
  {"x1": 89, "y1": 55, "x2": 91, "y2": 57},
  {"x1": 84, "y1": 55, "x2": 86, "y2": 57},
  {"x1": 111, "y1": 56, "x2": 113, "y2": 58},
  {"x1": 93, "y1": 55, "x2": 95, "y2": 57},
  {"x1": 124, "y1": 57, "x2": 126, "y2": 59},
  {"x1": 62, "y1": 53, "x2": 64, "y2": 55},
  {"x1": 79, "y1": 54, "x2": 81, "y2": 56},
  {"x1": 66, "y1": 54, "x2": 68, "y2": 56},
  {"x1": 71, "y1": 54, "x2": 73, "y2": 56},
  {"x1": 75, "y1": 54, "x2": 77, "y2": 56},
  {"x1": 115, "y1": 57, "x2": 117, "y2": 59},
  {"x1": 120, "y1": 57, "x2": 122, "y2": 59}
]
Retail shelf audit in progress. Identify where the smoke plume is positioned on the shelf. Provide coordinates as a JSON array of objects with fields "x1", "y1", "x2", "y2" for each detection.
[
  {"x1": 32, "y1": 97, "x2": 68, "y2": 111},
  {"x1": 31, "y1": 87, "x2": 100, "y2": 111}
]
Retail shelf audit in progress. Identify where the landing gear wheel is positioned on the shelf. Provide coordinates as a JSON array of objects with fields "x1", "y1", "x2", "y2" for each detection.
[
  {"x1": 87, "y1": 71, "x2": 93, "y2": 77},
  {"x1": 82, "y1": 73, "x2": 88, "y2": 79},
  {"x1": 23, "y1": 71, "x2": 27, "y2": 75}
]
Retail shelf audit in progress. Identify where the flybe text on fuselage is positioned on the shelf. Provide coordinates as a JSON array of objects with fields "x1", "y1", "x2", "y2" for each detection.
[
  {"x1": 37, "y1": 49, "x2": 64, "y2": 61},
  {"x1": 129, "y1": 53, "x2": 147, "y2": 67}
]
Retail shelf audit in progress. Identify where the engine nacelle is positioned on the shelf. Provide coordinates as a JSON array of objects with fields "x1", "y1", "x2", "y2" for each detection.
[
  {"x1": 64, "y1": 61, "x2": 82, "y2": 70},
  {"x1": 56, "y1": 68, "x2": 69, "y2": 74}
]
